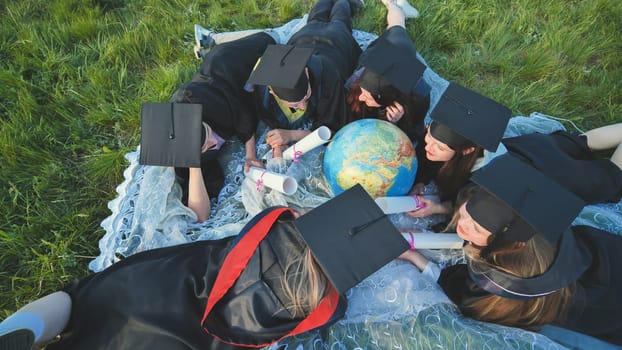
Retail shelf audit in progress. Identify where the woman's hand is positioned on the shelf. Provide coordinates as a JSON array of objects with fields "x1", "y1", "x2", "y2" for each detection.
[
  {"x1": 266, "y1": 129, "x2": 310, "y2": 148},
  {"x1": 398, "y1": 249, "x2": 429, "y2": 272},
  {"x1": 244, "y1": 157, "x2": 264, "y2": 173},
  {"x1": 409, "y1": 182, "x2": 426, "y2": 195},
  {"x1": 266, "y1": 129, "x2": 292, "y2": 148},
  {"x1": 406, "y1": 197, "x2": 451, "y2": 218},
  {"x1": 385, "y1": 101, "x2": 405, "y2": 123},
  {"x1": 272, "y1": 145, "x2": 283, "y2": 158}
]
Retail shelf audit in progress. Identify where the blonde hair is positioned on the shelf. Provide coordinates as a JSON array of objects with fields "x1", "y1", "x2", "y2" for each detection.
[
  {"x1": 281, "y1": 248, "x2": 328, "y2": 318},
  {"x1": 443, "y1": 184, "x2": 479, "y2": 233},
  {"x1": 462, "y1": 235, "x2": 574, "y2": 328}
]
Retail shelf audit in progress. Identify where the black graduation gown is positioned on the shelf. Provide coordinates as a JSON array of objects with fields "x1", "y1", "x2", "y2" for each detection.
[
  {"x1": 355, "y1": 26, "x2": 433, "y2": 184},
  {"x1": 45, "y1": 208, "x2": 346, "y2": 350},
  {"x1": 423, "y1": 130, "x2": 622, "y2": 206},
  {"x1": 171, "y1": 32, "x2": 276, "y2": 144},
  {"x1": 502, "y1": 131, "x2": 622, "y2": 204},
  {"x1": 356, "y1": 26, "x2": 426, "y2": 142},
  {"x1": 438, "y1": 225, "x2": 622, "y2": 346},
  {"x1": 172, "y1": 32, "x2": 276, "y2": 199},
  {"x1": 253, "y1": 1, "x2": 361, "y2": 134}
]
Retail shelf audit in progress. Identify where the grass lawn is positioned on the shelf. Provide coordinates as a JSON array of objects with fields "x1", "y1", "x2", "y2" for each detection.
[{"x1": 0, "y1": 0, "x2": 620, "y2": 317}]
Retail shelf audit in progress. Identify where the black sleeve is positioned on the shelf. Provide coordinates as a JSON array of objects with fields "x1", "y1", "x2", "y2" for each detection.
[
  {"x1": 313, "y1": 73, "x2": 349, "y2": 133},
  {"x1": 438, "y1": 264, "x2": 490, "y2": 307}
]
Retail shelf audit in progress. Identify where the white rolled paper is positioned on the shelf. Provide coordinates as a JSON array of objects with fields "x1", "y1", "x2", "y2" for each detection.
[
  {"x1": 283, "y1": 126, "x2": 331, "y2": 161},
  {"x1": 402, "y1": 232, "x2": 464, "y2": 249},
  {"x1": 246, "y1": 166, "x2": 298, "y2": 195},
  {"x1": 375, "y1": 196, "x2": 424, "y2": 214}
]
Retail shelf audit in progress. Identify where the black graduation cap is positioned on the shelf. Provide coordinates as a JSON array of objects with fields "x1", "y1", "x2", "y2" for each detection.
[
  {"x1": 139, "y1": 102, "x2": 203, "y2": 168},
  {"x1": 294, "y1": 184, "x2": 409, "y2": 294},
  {"x1": 466, "y1": 157, "x2": 592, "y2": 300},
  {"x1": 467, "y1": 154, "x2": 585, "y2": 243},
  {"x1": 429, "y1": 82, "x2": 511, "y2": 151},
  {"x1": 359, "y1": 39, "x2": 428, "y2": 101},
  {"x1": 246, "y1": 44, "x2": 314, "y2": 102}
]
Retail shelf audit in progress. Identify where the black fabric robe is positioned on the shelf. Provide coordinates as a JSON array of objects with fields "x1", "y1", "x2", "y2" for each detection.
[
  {"x1": 438, "y1": 225, "x2": 622, "y2": 346},
  {"x1": 421, "y1": 130, "x2": 622, "y2": 204},
  {"x1": 354, "y1": 26, "x2": 434, "y2": 184},
  {"x1": 252, "y1": 0, "x2": 361, "y2": 134},
  {"x1": 45, "y1": 208, "x2": 346, "y2": 350},
  {"x1": 172, "y1": 32, "x2": 275, "y2": 144},
  {"x1": 502, "y1": 131, "x2": 622, "y2": 204},
  {"x1": 356, "y1": 26, "x2": 426, "y2": 143},
  {"x1": 171, "y1": 32, "x2": 276, "y2": 199}
]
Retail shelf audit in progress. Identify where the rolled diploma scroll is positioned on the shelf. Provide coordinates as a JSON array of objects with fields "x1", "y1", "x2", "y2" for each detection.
[
  {"x1": 246, "y1": 166, "x2": 298, "y2": 195},
  {"x1": 402, "y1": 233, "x2": 464, "y2": 249},
  {"x1": 282, "y1": 126, "x2": 331, "y2": 161},
  {"x1": 375, "y1": 196, "x2": 424, "y2": 214}
]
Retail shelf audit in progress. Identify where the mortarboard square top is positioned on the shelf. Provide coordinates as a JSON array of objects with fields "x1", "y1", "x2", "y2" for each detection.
[
  {"x1": 430, "y1": 82, "x2": 511, "y2": 151},
  {"x1": 246, "y1": 44, "x2": 314, "y2": 102},
  {"x1": 294, "y1": 184, "x2": 409, "y2": 294},
  {"x1": 359, "y1": 39, "x2": 426, "y2": 97},
  {"x1": 139, "y1": 102, "x2": 203, "y2": 168},
  {"x1": 468, "y1": 154, "x2": 585, "y2": 243}
]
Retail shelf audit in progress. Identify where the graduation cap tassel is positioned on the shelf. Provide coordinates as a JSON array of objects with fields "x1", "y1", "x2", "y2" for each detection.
[
  {"x1": 348, "y1": 214, "x2": 387, "y2": 236},
  {"x1": 501, "y1": 186, "x2": 533, "y2": 234},
  {"x1": 280, "y1": 46, "x2": 296, "y2": 66},
  {"x1": 169, "y1": 103, "x2": 176, "y2": 139}
]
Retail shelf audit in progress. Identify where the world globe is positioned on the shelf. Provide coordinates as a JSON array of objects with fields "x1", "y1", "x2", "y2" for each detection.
[{"x1": 323, "y1": 119, "x2": 417, "y2": 198}]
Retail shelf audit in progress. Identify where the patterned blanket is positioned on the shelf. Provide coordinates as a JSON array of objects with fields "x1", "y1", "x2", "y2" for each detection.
[{"x1": 89, "y1": 19, "x2": 622, "y2": 350}]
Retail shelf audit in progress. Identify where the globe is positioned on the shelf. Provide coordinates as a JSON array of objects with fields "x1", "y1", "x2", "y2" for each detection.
[{"x1": 323, "y1": 119, "x2": 417, "y2": 198}]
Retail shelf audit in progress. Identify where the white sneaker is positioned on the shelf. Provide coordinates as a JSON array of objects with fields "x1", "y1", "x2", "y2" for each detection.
[
  {"x1": 397, "y1": 0, "x2": 419, "y2": 18},
  {"x1": 194, "y1": 24, "x2": 215, "y2": 49}
]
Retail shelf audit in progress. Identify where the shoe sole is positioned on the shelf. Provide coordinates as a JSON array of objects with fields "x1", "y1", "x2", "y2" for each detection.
[
  {"x1": 194, "y1": 24, "x2": 204, "y2": 49},
  {"x1": 193, "y1": 44, "x2": 203, "y2": 60},
  {"x1": 0, "y1": 329, "x2": 34, "y2": 350}
]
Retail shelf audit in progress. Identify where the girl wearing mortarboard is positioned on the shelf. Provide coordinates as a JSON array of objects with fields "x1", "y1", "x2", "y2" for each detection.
[
  {"x1": 400, "y1": 155, "x2": 622, "y2": 347},
  {"x1": 407, "y1": 82, "x2": 622, "y2": 221},
  {"x1": 158, "y1": 32, "x2": 280, "y2": 221},
  {"x1": 0, "y1": 186, "x2": 408, "y2": 350},
  {"x1": 245, "y1": 0, "x2": 363, "y2": 158},
  {"x1": 345, "y1": 0, "x2": 434, "y2": 182}
]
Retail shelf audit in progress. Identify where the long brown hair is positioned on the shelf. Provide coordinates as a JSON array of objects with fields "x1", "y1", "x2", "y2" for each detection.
[
  {"x1": 443, "y1": 184, "x2": 479, "y2": 232},
  {"x1": 461, "y1": 235, "x2": 574, "y2": 328},
  {"x1": 347, "y1": 81, "x2": 376, "y2": 120},
  {"x1": 435, "y1": 146, "x2": 483, "y2": 201},
  {"x1": 346, "y1": 79, "x2": 429, "y2": 142},
  {"x1": 281, "y1": 248, "x2": 328, "y2": 318}
]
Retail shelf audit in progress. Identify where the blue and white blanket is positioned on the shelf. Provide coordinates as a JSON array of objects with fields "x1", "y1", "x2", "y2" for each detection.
[{"x1": 89, "y1": 18, "x2": 622, "y2": 350}]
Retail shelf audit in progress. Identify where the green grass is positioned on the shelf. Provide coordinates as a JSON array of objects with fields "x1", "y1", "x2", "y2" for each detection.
[{"x1": 0, "y1": 0, "x2": 620, "y2": 317}]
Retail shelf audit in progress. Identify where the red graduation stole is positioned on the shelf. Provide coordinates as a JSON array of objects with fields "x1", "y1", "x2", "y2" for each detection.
[{"x1": 201, "y1": 207, "x2": 341, "y2": 347}]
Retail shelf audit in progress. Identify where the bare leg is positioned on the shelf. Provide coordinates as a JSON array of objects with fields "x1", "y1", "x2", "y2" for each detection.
[
  {"x1": 382, "y1": 0, "x2": 419, "y2": 19},
  {"x1": 196, "y1": 25, "x2": 274, "y2": 47},
  {"x1": 384, "y1": 0, "x2": 406, "y2": 28},
  {"x1": 194, "y1": 25, "x2": 280, "y2": 59},
  {"x1": 211, "y1": 29, "x2": 267, "y2": 45},
  {"x1": 193, "y1": 17, "x2": 312, "y2": 59},
  {"x1": 583, "y1": 123, "x2": 622, "y2": 169}
]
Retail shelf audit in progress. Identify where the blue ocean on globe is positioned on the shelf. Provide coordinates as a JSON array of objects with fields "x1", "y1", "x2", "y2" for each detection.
[{"x1": 323, "y1": 119, "x2": 418, "y2": 198}]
